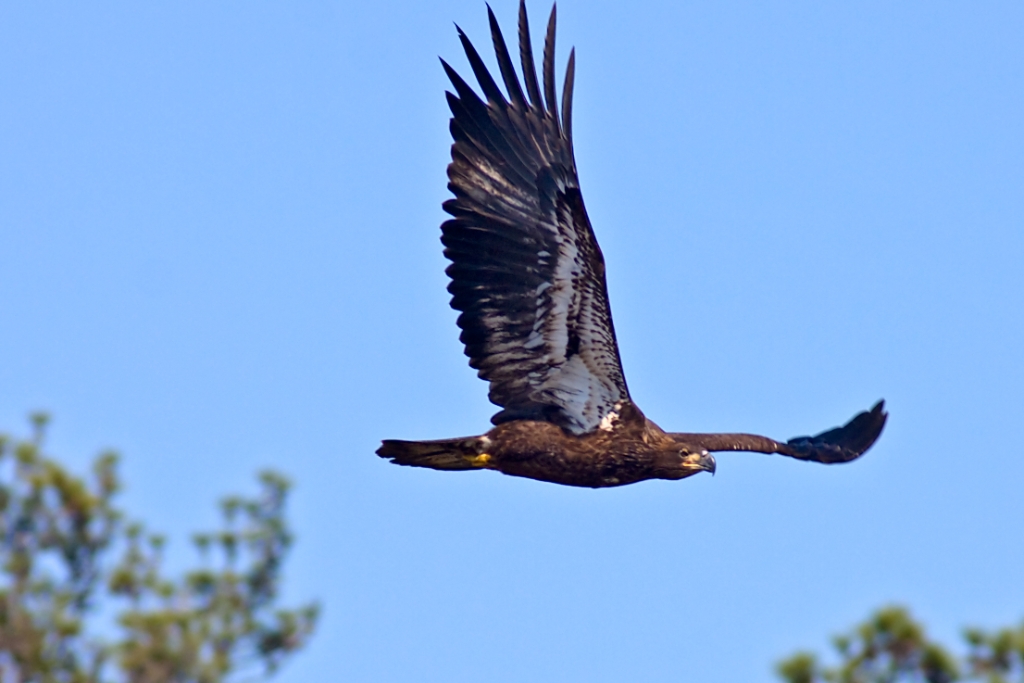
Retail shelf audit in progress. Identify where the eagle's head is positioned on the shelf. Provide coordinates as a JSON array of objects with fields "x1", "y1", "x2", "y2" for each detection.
[{"x1": 653, "y1": 448, "x2": 716, "y2": 480}]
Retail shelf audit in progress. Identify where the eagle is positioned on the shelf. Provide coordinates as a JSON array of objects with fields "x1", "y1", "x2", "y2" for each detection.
[{"x1": 377, "y1": 2, "x2": 887, "y2": 488}]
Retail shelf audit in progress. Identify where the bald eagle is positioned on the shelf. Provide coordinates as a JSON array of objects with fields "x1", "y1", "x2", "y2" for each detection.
[{"x1": 377, "y1": 2, "x2": 886, "y2": 488}]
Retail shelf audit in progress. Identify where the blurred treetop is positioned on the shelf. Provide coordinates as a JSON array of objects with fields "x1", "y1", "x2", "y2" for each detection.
[
  {"x1": 778, "y1": 605, "x2": 1024, "y2": 683},
  {"x1": 0, "y1": 413, "x2": 318, "y2": 683}
]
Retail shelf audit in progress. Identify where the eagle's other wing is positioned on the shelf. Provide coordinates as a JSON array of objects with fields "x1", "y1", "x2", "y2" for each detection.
[
  {"x1": 441, "y1": 3, "x2": 630, "y2": 435},
  {"x1": 669, "y1": 400, "x2": 888, "y2": 464}
]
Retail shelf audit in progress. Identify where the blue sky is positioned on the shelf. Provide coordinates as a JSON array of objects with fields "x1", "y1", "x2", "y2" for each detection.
[{"x1": 2, "y1": 1, "x2": 1022, "y2": 681}]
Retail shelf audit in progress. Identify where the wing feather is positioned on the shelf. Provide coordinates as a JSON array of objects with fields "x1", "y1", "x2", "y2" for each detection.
[
  {"x1": 517, "y1": 2, "x2": 544, "y2": 108},
  {"x1": 441, "y1": 1, "x2": 630, "y2": 434},
  {"x1": 561, "y1": 48, "x2": 575, "y2": 145},
  {"x1": 488, "y1": 5, "x2": 528, "y2": 109},
  {"x1": 541, "y1": 6, "x2": 560, "y2": 128}
]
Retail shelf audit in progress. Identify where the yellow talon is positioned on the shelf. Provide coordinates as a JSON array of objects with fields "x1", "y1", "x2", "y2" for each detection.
[{"x1": 465, "y1": 453, "x2": 492, "y2": 468}]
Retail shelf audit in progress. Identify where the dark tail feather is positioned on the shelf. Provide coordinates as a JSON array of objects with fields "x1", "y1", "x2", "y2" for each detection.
[{"x1": 376, "y1": 437, "x2": 484, "y2": 471}]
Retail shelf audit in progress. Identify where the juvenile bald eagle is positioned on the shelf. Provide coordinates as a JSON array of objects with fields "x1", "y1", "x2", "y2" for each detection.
[{"x1": 377, "y1": 2, "x2": 886, "y2": 488}]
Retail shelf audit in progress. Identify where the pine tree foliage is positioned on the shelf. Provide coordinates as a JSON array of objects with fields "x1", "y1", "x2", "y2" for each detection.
[
  {"x1": 777, "y1": 606, "x2": 1024, "y2": 683},
  {"x1": 0, "y1": 414, "x2": 318, "y2": 683}
]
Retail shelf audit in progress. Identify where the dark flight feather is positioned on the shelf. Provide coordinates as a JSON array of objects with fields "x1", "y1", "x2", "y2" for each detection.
[
  {"x1": 518, "y1": 1, "x2": 543, "y2": 108},
  {"x1": 488, "y1": 5, "x2": 527, "y2": 108},
  {"x1": 561, "y1": 48, "x2": 576, "y2": 146},
  {"x1": 542, "y1": 6, "x2": 560, "y2": 131},
  {"x1": 457, "y1": 26, "x2": 507, "y2": 108}
]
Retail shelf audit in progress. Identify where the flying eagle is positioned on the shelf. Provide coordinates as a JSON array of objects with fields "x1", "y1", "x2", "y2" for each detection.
[{"x1": 377, "y1": 2, "x2": 887, "y2": 488}]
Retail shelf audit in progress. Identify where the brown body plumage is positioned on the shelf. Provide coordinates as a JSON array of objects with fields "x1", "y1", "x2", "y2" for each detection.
[
  {"x1": 380, "y1": 399, "x2": 886, "y2": 488},
  {"x1": 376, "y1": 2, "x2": 887, "y2": 488}
]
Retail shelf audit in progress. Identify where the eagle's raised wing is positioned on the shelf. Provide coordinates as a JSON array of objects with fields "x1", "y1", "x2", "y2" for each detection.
[{"x1": 441, "y1": 2, "x2": 629, "y2": 435}]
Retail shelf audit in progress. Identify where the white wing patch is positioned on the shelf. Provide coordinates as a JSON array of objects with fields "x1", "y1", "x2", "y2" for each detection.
[
  {"x1": 462, "y1": 168, "x2": 627, "y2": 435},
  {"x1": 598, "y1": 403, "x2": 622, "y2": 432},
  {"x1": 521, "y1": 209, "x2": 625, "y2": 434}
]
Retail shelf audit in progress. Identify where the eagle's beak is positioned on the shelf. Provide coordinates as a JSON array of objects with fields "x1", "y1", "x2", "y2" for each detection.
[{"x1": 699, "y1": 452, "x2": 716, "y2": 476}]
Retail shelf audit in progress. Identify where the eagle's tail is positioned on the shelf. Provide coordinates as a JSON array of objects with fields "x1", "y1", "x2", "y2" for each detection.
[{"x1": 376, "y1": 436, "x2": 488, "y2": 471}]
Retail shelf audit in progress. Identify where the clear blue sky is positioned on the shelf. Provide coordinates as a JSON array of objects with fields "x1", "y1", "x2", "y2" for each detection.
[{"x1": 2, "y1": 1, "x2": 1022, "y2": 681}]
